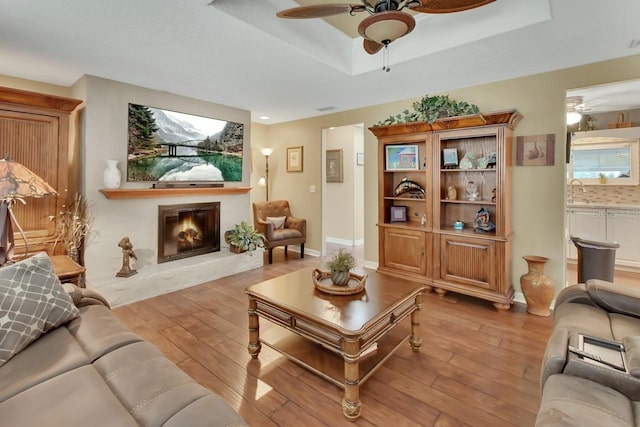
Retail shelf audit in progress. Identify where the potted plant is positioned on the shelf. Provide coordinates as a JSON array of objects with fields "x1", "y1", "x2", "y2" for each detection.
[
  {"x1": 373, "y1": 94, "x2": 480, "y2": 127},
  {"x1": 327, "y1": 248, "x2": 356, "y2": 285},
  {"x1": 225, "y1": 221, "x2": 265, "y2": 255}
]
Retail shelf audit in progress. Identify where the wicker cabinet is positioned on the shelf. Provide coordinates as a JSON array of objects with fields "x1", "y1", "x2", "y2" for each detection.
[{"x1": 370, "y1": 111, "x2": 521, "y2": 310}]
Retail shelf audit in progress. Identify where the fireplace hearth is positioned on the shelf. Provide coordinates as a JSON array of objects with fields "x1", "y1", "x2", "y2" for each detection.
[{"x1": 158, "y1": 202, "x2": 220, "y2": 263}]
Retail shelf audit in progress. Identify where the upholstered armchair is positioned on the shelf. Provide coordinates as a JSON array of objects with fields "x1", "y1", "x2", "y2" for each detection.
[{"x1": 252, "y1": 200, "x2": 306, "y2": 264}]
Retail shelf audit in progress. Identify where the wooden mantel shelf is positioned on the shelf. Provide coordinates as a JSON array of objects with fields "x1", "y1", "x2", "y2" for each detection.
[{"x1": 100, "y1": 186, "x2": 252, "y2": 199}]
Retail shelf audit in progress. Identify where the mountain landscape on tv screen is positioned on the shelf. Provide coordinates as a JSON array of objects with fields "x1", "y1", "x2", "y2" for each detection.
[{"x1": 127, "y1": 104, "x2": 243, "y2": 182}]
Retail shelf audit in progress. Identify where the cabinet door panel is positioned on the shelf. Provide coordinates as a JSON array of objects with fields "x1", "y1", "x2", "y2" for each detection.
[
  {"x1": 382, "y1": 228, "x2": 427, "y2": 275},
  {"x1": 0, "y1": 111, "x2": 60, "y2": 242},
  {"x1": 440, "y1": 235, "x2": 496, "y2": 290},
  {"x1": 606, "y1": 209, "x2": 640, "y2": 266}
]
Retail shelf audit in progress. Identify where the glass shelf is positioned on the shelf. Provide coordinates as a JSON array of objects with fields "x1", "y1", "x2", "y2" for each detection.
[
  {"x1": 440, "y1": 199, "x2": 496, "y2": 205},
  {"x1": 384, "y1": 196, "x2": 427, "y2": 202},
  {"x1": 440, "y1": 168, "x2": 496, "y2": 172}
]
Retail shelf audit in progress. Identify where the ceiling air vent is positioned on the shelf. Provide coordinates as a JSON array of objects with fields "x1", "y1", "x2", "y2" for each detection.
[{"x1": 316, "y1": 106, "x2": 336, "y2": 112}]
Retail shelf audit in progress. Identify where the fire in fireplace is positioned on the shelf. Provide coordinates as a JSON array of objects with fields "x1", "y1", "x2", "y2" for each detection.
[{"x1": 158, "y1": 202, "x2": 220, "y2": 263}]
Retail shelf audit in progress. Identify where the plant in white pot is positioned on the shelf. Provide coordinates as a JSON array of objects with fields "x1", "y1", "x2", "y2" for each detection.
[
  {"x1": 327, "y1": 248, "x2": 356, "y2": 285},
  {"x1": 225, "y1": 221, "x2": 265, "y2": 255}
]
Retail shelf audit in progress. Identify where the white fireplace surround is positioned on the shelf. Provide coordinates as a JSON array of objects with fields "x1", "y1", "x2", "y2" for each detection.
[{"x1": 73, "y1": 76, "x2": 260, "y2": 307}]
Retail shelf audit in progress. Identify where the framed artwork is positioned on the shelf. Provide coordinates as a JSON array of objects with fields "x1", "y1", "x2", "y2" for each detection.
[
  {"x1": 357, "y1": 152, "x2": 364, "y2": 165},
  {"x1": 516, "y1": 134, "x2": 555, "y2": 166},
  {"x1": 385, "y1": 145, "x2": 419, "y2": 171},
  {"x1": 390, "y1": 206, "x2": 407, "y2": 222},
  {"x1": 286, "y1": 146, "x2": 303, "y2": 172},
  {"x1": 442, "y1": 148, "x2": 459, "y2": 168},
  {"x1": 326, "y1": 149, "x2": 343, "y2": 182}
]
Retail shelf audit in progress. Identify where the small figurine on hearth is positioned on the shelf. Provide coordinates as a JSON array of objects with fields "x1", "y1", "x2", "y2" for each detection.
[{"x1": 116, "y1": 236, "x2": 138, "y2": 277}]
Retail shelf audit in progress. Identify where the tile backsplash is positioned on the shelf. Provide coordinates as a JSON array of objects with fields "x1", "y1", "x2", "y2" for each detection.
[{"x1": 568, "y1": 184, "x2": 640, "y2": 205}]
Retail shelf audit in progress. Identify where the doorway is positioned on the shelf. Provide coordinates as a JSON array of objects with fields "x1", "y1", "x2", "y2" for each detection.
[
  {"x1": 565, "y1": 80, "x2": 640, "y2": 286},
  {"x1": 321, "y1": 124, "x2": 365, "y2": 267}
]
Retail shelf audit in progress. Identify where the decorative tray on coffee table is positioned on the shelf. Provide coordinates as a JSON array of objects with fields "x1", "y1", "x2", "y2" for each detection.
[{"x1": 312, "y1": 268, "x2": 367, "y2": 295}]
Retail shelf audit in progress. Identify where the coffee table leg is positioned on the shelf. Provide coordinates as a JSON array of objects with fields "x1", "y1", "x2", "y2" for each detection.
[
  {"x1": 247, "y1": 297, "x2": 261, "y2": 358},
  {"x1": 342, "y1": 338, "x2": 361, "y2": 420},
  {"x1": 409, "y1": 293, "x2": 422, "y2": 352}
]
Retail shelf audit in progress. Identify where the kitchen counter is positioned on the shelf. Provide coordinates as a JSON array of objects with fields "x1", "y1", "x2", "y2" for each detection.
[{"x1": 567, "y1": 203, "x2": 640, "y2": 209}]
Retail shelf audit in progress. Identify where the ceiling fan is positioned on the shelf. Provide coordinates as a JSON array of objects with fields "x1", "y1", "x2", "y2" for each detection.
[{"x1": 277, "y1": 0, "x2": 496, "y2": 55}]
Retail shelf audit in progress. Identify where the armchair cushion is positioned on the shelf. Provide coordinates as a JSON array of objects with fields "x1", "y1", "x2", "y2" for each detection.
[{"x1": 266, "y1": 216, "x2": 286, "y2": 230}]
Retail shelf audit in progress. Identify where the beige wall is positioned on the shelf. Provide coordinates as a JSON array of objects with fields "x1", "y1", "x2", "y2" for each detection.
[
  {"x1": 325, "y1": 125, "x2": 362, "y2": 244},
  {"x1": 2, "y1": 53, "x2": 640, "y2": 297},
  {"x1": 259, "y1": 54, "x2": 640, "y2": 296}
]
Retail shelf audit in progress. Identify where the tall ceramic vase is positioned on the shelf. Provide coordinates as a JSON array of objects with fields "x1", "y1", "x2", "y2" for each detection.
[
  {"x1": 103, "y1": 160, "x2": 121, "y2": 189},
  {"x1": 520, "y1": 256, "x2": 554, "y2": 317}
]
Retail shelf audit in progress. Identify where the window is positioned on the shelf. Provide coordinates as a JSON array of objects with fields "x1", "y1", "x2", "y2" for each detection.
[{"x1": 568, "y1": 138, "x2": 639, "y2": 185}]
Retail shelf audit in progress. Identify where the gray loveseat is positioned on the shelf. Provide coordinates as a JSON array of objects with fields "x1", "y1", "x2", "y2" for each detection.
[
  {"x1": 0, "y1": 253, "x2": 247, "y2": 427},
  {"x1": 536, "y1": 279, "x2": 640, "y2": 427}
]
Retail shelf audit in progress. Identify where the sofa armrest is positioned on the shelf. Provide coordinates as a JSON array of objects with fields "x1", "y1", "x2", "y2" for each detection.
[
  {"x1": 540, "y1": 327, "x2": 569, "y2": 391},
  {"x1": 286, "y1": 216, "x2": 306, "y2": 235},
  {"x1": 586, "y1": 279, "x2": 640, "y2": 319},
  {"x1": 63, "y1": 283, "x2": 111, "y2": 308}
]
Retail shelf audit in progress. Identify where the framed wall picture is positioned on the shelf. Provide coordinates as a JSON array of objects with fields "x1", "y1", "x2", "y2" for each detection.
[
  {"x1": 516, "y1": 134, "x2": 555, "y2": 166},
  {"x1": 390, "y1": 206, "x2": 407, "y2": 222},
  {"x1": 286, "y1": 146, "x2": 303, "y2": 172},
  {"x1": 326, "y1": 149, "x2": 343, "y2": 182},
  {"x1": 357, "y1": 152, "x2": 364, "y2": 165},
  {"x1": 442, "y1": 148, "x2": 459, "y2": 168},
  {"x1": 385, "y1": 145, "x2": 419, "y2": 171}
]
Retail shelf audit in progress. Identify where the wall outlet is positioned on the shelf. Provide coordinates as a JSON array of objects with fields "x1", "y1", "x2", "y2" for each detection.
[{"x1": 309, "y1": 185, "x2": 316, "y2": 193}]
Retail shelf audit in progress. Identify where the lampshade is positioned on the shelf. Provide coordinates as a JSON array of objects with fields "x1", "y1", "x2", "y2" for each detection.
[
  {"x1": 0, "y1": 158, "x2": 57, "y2": 201},
  {"x1": 358, "y1": 11, "x2": 416, "y2": 44},
  {"x1": 261, "y1": 148, "x2": 273, "y2": 157}
]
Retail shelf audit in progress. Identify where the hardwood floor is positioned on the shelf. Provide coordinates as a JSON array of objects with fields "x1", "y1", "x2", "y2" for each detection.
[{"x1": 113, "y1": 249, "x2": 553, "y2": 426}]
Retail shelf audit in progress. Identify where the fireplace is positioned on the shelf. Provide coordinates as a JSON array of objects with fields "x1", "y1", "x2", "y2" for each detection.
[{"x1": 158, "y1": 202, "x2": 220, "y2": 263}]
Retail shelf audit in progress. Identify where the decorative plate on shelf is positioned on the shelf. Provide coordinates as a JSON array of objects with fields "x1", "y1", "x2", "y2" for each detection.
[{"x1": 312, "y1": 268, "x2": 367, "y2": 295}]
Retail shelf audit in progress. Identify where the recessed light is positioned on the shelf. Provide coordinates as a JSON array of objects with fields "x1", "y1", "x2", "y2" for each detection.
[{"x1": 259, "y1": 115, "x2": 270, "y2": 120}]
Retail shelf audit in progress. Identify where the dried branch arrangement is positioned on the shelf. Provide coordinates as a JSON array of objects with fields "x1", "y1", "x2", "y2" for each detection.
[{"x1": 53, "y1": 193, "x2": 93, "y2": 262}]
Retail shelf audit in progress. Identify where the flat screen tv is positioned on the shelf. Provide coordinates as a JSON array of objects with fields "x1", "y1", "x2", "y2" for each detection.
[{"x1": 127, "y1": 103, "x2": 244, "y2": 183}]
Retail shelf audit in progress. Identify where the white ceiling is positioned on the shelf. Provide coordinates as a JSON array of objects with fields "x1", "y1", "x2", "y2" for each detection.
[{"x1": 0, "y1": 0, "x2": 639, "y2": 123}]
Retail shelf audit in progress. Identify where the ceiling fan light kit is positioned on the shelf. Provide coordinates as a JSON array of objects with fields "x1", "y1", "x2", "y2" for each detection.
[
  {"x1": 276, "y1": 0, "x2": 496, "y2": 68},
  {"x1": 358, "y1": 11, "x2": 415, "y2": 44}
]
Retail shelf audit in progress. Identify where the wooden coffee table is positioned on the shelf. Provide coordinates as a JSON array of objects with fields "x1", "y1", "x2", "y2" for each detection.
[{"x1": 245, "y1": 267, "x2": 425, "y2": 420}]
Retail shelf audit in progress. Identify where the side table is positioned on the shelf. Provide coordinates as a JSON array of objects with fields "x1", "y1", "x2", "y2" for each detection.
[{"x1": 50, "y1": 255, "x2": 86, "y2": 288}]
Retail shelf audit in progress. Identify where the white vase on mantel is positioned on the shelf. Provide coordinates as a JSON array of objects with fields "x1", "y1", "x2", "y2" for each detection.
[{"x1": 103, "y1": 160, "x2": 121, "y2": 189}]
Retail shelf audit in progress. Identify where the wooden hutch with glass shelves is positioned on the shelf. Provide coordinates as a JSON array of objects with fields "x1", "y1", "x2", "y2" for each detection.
[{"x1": 370, "y1": 110, "x2": 522, "y2": 311}]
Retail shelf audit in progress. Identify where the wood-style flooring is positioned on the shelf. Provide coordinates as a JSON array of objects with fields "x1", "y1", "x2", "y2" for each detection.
[{"x1": 113, "y1": 249, "x2": 553, "y2": 426}]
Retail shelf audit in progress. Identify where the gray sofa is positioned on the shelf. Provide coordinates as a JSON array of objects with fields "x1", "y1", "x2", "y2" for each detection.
[
  {"x1": 0, "y1": 253, "x2": 246, "y2": 427},
  {"x1": 536, "y1": 279, "x2": 640, "y2": 427}
]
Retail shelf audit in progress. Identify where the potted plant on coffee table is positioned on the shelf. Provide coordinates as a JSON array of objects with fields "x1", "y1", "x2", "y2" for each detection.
[
  {"x1": 225, "y1": 221, "x2": 265, "y2": 255},
  {"x1": 327, "y1": 248, "x2": 356, "y2": 285}
]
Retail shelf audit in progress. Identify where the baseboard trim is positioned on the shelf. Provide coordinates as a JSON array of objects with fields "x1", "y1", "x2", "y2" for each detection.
[{"x1": 326, "y1": 237, "x2": 364, "y2": 246}]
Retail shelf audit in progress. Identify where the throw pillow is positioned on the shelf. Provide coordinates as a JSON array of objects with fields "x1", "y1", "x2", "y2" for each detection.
[
  {"x1": 0, "y1": 252, "x2": 79, "y2": 367},
  {"x1": 266, "y1": 216, "x2": 286, "y2": 230}
]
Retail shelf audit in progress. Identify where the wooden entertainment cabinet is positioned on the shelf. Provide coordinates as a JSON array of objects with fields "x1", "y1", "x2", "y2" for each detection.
[{"x1": 370, "y1": 110, "x2": 522, "y2": 311}]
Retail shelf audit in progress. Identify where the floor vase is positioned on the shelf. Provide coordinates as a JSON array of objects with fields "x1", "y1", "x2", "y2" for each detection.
[{"x1": 520, "y1": 256, "x2": 554, "y2": 317}]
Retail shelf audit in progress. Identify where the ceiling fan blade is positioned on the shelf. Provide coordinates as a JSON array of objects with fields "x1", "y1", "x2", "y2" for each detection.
[
  {"x1": 413, "y1": 0, "x2": 495, "y2": 13},
  {"x1": 277, "y1": 4, "x2": 366, "y2": 19},
  {"x1": 363, "y1": 39, "x2": 384, "y2": 55}
]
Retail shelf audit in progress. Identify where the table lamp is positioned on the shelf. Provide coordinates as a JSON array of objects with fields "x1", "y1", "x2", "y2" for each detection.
[{"x1": 0, "y1": 158, "x2": 57, "y2": 265}]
